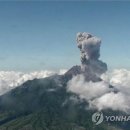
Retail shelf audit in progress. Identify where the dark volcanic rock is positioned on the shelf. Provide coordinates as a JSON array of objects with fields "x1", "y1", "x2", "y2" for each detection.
[{"x1": 64, "y1": 65, "x2": 81, "y2": 80}]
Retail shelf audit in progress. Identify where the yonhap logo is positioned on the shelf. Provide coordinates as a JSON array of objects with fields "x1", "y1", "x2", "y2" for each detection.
[
  {"x1": 92, "y1": 112, "x2": 130, "y2": 125},
  {"x1": 92, "y1": 112, "x2": 104, "y2": 125}
]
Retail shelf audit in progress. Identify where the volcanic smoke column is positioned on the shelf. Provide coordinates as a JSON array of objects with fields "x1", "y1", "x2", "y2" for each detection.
[{"x1": 76, "y1": 32, "x2": 107, "y2": 80}]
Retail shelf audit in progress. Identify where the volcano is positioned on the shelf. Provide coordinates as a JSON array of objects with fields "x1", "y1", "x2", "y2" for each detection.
[{"x1": 0, "y1": 33, "x2": 128, "y2": 130}]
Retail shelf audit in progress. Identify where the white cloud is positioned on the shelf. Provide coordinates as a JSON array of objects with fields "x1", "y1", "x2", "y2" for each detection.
[
  {"x1": 0, "y1": 69, "x2": 67, "y2": 95},
  {"x1": 67, "y1": 75, "x2": 110, "y2": 100},
  {"x1": 90, "y1": 92, "x2": 130, "y2": 112},
  {"x1": 102, "y1": 69, "x2": 130, "y2": 95},
  {"x1": 67, "y1": 69, "x2": 130, "y2": 113}
]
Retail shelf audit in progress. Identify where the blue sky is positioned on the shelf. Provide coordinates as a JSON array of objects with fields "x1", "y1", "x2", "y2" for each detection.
[{"x1": 0, "y1": 1, "x2": 130, "y2": 71}]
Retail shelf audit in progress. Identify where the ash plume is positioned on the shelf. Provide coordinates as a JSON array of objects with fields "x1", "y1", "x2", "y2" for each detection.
[
  {"x1": 76, "y1": 32, "x2": 107, "y2": 81},
  {"x1": 77, "y1": 32, "x2": 101, "y2": 60}
]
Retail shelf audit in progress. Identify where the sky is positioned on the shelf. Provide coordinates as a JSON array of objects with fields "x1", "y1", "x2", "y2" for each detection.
[{"x1": 0, "y1": 1, "x2": 130, "y2": 72}]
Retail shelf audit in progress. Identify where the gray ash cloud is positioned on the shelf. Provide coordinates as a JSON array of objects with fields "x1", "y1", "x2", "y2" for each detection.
[{"x1": 76, "y1": 32, "x2": 107, "y2": 81}]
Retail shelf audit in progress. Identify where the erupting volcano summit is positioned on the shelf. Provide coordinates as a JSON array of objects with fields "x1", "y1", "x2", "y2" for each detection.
[{"x1": 65, "y1": 32, "x2": 107, "y2": 82}]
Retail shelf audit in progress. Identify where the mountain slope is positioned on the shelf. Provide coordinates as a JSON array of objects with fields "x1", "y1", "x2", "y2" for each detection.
[{"x1": 0, "y1": 73, "x2": 126, "y2": 130}]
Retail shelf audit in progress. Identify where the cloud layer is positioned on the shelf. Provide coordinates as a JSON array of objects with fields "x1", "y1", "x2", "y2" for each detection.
[
  {"x1": 67, "y1": 69, "x2": 130, "y2": 113},
  {"x1": 1, "y1": 68, "x2": 130, "y2": 113},
  {"x1": 0, "y1": 69, "x2": 67, "y2": 95}
]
